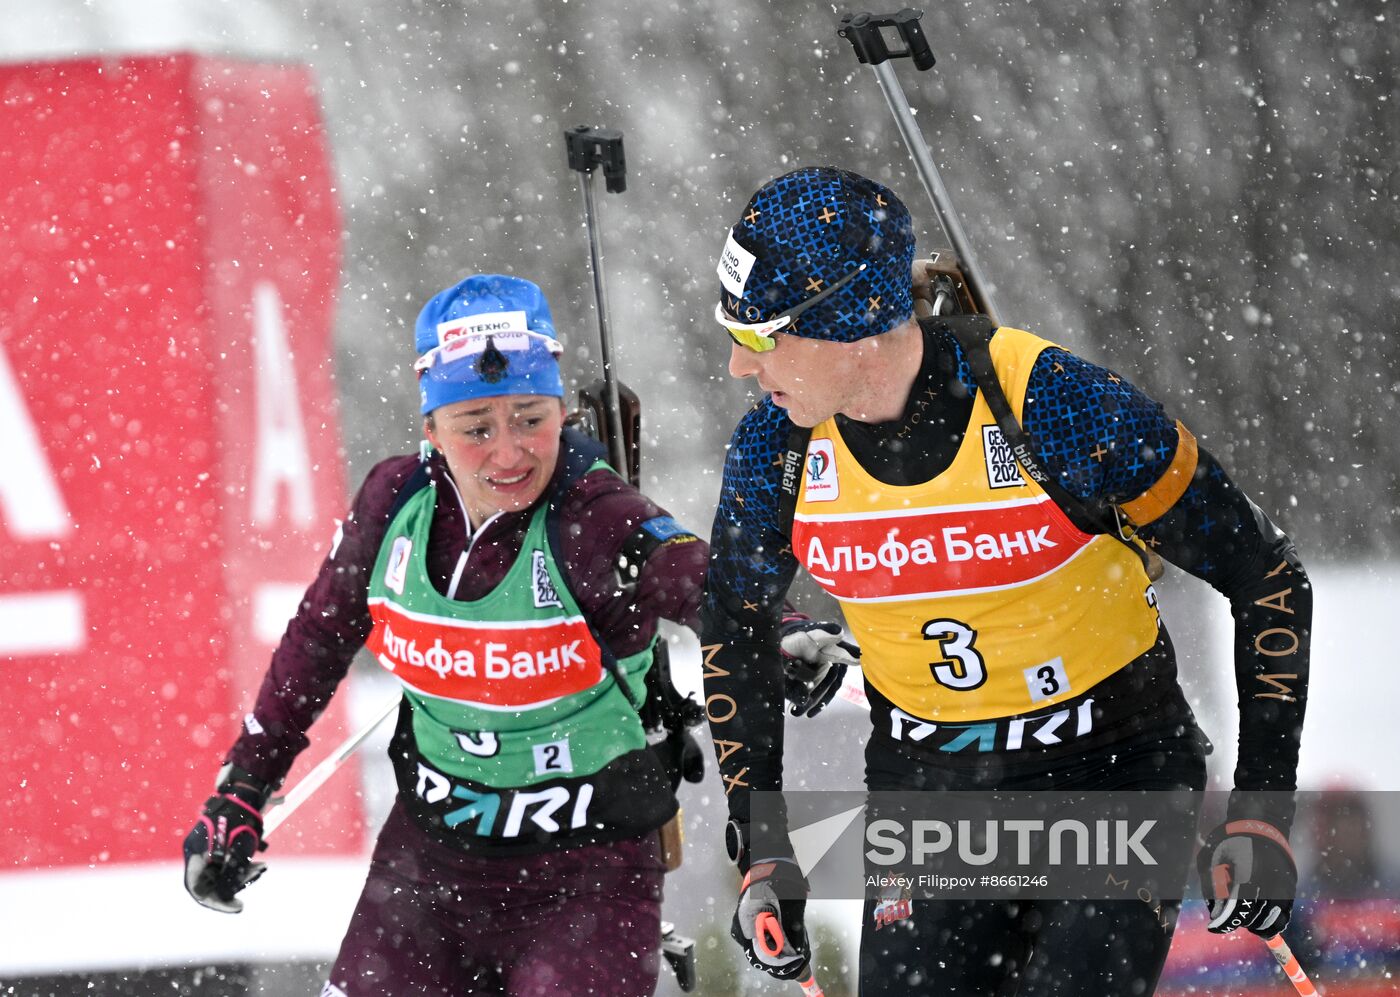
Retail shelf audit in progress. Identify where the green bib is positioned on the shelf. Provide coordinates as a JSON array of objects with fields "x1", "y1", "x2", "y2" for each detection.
[{"x1": 365, "y1": 481, "x2": 653, "y2": 789}]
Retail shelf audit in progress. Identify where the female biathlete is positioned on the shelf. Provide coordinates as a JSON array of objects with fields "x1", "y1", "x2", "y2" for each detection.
[{"x1": 182, "y1": 275, "x2": 710, "y2": 996}]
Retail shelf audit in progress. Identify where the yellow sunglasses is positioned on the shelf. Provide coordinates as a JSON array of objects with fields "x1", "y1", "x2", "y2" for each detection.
[{"x1": 716, "y1": 261, "x2": 868, "y2": 353}]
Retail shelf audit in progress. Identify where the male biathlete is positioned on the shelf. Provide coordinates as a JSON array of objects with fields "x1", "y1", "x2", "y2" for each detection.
[
  {"x1": 181, "y1": 275, "x2": 711, "y2": 996},
  {"x1": 702, "y1": 168, "x2": 1311, "y2": 994}
]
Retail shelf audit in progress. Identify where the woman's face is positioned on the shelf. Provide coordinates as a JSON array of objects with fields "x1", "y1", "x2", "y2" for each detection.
[{"x1": 424, "y1": 394, "x2": 566, "y2": 527}]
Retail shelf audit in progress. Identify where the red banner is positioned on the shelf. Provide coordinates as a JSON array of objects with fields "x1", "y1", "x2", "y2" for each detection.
[
  {"x1": 792, "y1": 495, "x2": 1092, "y2": 601},
  {"x1": 0, "y1": 55, "x2": 360, "y2": 868},
  {"x1": 367, "y1": 601, "x2": 605, "y2": 708}
]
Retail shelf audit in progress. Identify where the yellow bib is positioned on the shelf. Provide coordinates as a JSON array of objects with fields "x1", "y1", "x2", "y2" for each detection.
[{"x1": 791, "y1": 327, "x2": 1160, "y2": 721}]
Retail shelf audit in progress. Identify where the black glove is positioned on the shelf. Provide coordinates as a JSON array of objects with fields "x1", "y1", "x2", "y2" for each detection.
[
  {"x1": 1197, "y1": 818, "x2": 1297, "y2": 936},
  {"x1": 653, "y1": 727, "x2": 706, "y2": 792},
  {"x1": 731, "y1": 857, "x2": 811, "y2": 980},
  {"x1": 183, "y1": 765, "x2": 273, "y2": 913},
  {"x1": 780, "y1": 616, "x2": 858, "y2": 718}
]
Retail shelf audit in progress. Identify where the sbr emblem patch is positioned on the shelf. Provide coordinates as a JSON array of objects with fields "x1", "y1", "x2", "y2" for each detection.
[
  {"x1": 982, "y1": 425, "x2": 1025, "y2": 490},
  {"x1": 531, "y1": 549, "x2": 563, "y2": 608}
]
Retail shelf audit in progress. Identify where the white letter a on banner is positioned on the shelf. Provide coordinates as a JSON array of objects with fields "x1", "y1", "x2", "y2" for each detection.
[
  {"x1": 250, "y1": 281, "x2": 315, "y2": 527},
  {"x1": 0, "y1": 345, "x2": 72, "y2": 540}
]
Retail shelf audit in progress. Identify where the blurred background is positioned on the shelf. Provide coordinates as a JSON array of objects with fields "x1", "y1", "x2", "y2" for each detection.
[{"x1": 1, "y1": 0, "x2": 1396, "y2": 993}]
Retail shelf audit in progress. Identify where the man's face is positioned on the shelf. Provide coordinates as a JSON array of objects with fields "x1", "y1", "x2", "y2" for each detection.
[
  {"x1": 727, "y1": 333, "x2": 852, "y2": 428},
  {"x1": 424, "y1": 395, "x2": 566, "y2": 526}
]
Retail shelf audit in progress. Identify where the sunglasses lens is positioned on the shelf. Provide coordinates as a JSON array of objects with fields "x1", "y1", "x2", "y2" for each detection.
[{"x1": 726, "y1": 327, "x2": 776, "y2": 353}]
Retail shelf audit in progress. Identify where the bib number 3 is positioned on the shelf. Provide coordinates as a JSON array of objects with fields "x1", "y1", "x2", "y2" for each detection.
[{"x1": 922, "y1": 619, "x2": 987, "y2": 691}]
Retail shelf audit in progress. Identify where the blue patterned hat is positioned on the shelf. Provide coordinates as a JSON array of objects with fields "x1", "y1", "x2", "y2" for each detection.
[{"x1": 716, "y1": 168, "x2": 915, "y2": 343}]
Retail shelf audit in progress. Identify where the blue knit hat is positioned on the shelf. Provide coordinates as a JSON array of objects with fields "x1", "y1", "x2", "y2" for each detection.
[
  {"x1": 414, "y1": 274, "x2": 564, "y2": 414},
  {"x1": 716, "y1": 167, "x2": 915, "y2": 342}
]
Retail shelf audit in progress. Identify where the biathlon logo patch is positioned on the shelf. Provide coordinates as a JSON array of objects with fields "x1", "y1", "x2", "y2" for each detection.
[
  {"x1": 385, "y1": 536, "x2": 412, "y2": 594},
  {"x1": 804, "y1": 438, "x2": 839, "y2": 502},
  {"x1": 982, "y1": 425, "x2": 1025, "y2": 490},
  {"x1": 531, "y1": 549, "x2": 563, "y2": 608}
]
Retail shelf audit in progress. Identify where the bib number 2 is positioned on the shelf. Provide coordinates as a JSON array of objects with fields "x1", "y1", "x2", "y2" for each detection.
[{"x1": 922, "y1": 619, "x2": 986, "y2": 691}]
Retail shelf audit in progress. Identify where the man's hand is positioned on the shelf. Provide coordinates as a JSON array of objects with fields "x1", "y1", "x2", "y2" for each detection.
[
  {"x1": 731, "y1": 858, "x2": 811, "y2": 980},
  {"x1": 1197, "y1": 819, "x2": 1297, "y2": 936},
  {"x1": 780, "y1": 616, "x2": 858, "y2": 718},
  {"x1": 182, "y1": 766, "x2": 273, "y2": 913}
]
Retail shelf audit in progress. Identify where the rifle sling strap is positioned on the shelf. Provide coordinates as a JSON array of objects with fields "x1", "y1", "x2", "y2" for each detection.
[{"x1": 932, "y1": 315, "x2": 1155, "y2": 575}]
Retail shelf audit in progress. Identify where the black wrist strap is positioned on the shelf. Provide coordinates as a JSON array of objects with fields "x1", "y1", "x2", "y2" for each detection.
[{"x1": 216, "y1": 765, "x2": 273, "y2": 810}]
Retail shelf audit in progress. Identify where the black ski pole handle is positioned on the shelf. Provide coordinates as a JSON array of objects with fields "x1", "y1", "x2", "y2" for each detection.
[
  {"x1": 837, "y1": 9, "x2": 936, "y2": 71},
  {"x1": 565, "y1": 125, "x2": 627, "y2": 193}
]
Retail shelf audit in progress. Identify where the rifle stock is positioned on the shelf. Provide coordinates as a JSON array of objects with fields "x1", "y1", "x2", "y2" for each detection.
[{"x1": 572, "y1": 378, "x2": 641, "y2": 486}]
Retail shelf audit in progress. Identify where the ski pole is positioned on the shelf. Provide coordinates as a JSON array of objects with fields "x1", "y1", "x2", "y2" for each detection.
[
  {"x1": 1265, "y1": 934, "x2": 1318, "y2": 996},
  {"x1": 564, "y1": 125, "x2": 637, "y2": 484},
  {"x1": 837, "y1": 9, "x2": 1001, "y2": 324},
  {"x1": 754, "y1": 912, "x2": 826, "y2": 996},
  {"x1": 261, "y1": 694, "x2": 401, "y2": 839}
]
